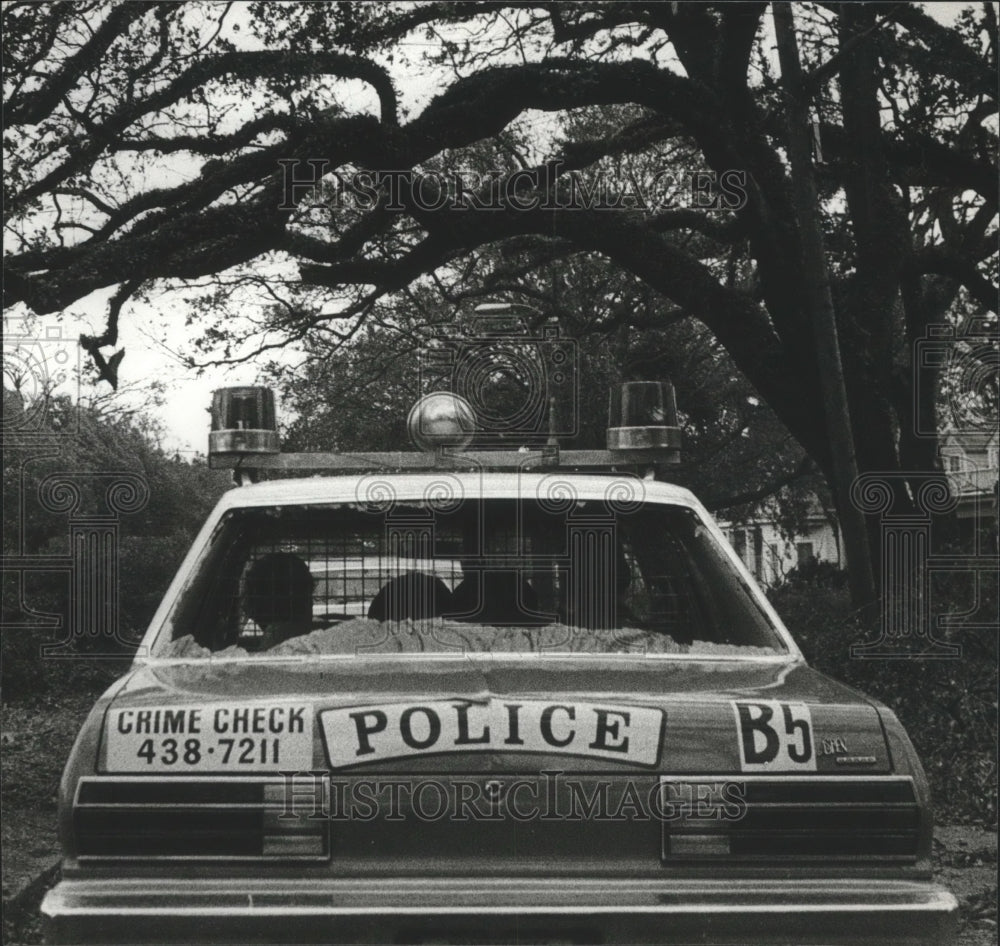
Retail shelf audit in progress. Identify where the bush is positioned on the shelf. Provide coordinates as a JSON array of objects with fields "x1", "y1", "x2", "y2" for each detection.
[
  {"x1": 771, "y1": 582, "x2": 998, "y2": 827},
  {"x1": 2, "y1": 393, "x2": 230, "y2": 702},
  {"x1": 777, "y1": 557, "x2": 849, "y2": 590}
]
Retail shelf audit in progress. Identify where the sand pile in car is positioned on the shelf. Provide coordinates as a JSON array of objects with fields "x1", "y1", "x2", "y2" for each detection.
[{"x1": 162, "y1": 619, "x2": 779, "y2": 658}]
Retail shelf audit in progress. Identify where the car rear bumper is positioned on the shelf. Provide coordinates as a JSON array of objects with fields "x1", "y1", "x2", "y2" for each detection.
[{"x1": 42, "y1": 875, "x2": 957, "y2": 945}]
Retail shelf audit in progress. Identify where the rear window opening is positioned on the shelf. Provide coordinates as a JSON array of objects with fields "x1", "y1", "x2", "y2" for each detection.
[{"x1": 155, "y1": 499, "x2": 786, "y2": 658}]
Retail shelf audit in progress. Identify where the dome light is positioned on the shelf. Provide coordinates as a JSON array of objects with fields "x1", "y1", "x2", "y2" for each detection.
[{"x1": 407, "y1": 392, "x2": 477, "y2": 452}]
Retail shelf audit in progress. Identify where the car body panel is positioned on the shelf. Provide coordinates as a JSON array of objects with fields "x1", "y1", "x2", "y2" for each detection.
[
  {"x1": 43, "y1": 876, "x2": 957, "y2": 945},
  {"x1": 93, "y1": 659, "x2": 892, "y2": 776},
  {"x1": 41, "y1": 472, "x2": 957, "y2": 944}
]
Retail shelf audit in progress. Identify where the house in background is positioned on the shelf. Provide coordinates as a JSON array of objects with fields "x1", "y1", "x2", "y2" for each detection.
[
  {"x1": 720, "y1": 496, "x2": 843, "y2": 588},
  {"x1": 722, "y1": 430, "x2": 998, "y2": 587},
  {"x1": 939, "y1": 429, "x2": 999, "y2": 534}
]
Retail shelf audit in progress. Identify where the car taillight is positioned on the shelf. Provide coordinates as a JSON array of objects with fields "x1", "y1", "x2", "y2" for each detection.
[
  {"x1": 74, "y1": 778, "x2": 328, "y2": 862},
  {"x1": 660, "y1": 776, "x2": 920, "y2": 863}
]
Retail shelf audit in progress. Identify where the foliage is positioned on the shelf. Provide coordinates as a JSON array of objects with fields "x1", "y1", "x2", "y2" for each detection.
[
  {"x1": 777, "y1": 556, "x2": 849, "y2": 591},
  {"x1": 772, "y1": 583, "x2": 998, "y2": 827},
  {"x1": 2, "y1": 390, "x2": 230, "y2": 700}
]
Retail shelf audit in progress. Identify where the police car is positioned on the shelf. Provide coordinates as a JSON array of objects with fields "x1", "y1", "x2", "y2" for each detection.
[{"x1": 42, "y1": 371, "x2": 957, "y2": 944}]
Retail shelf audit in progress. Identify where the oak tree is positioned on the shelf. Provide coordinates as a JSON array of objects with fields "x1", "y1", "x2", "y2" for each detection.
[{"x1": 4, "y1": 2, "x2": 997, "y2": 604}]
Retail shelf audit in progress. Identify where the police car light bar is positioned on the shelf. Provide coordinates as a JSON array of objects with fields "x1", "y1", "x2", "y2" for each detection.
[
  {"x1": 208, "y1": 384, "x2": 680, "y2": 475},
  {"x1": 607, "y1": 381, "x2": 680, "y2": 455},
  {"x1": 407, "y1": 392, "x2": 476, "y2": 452},
  {"x1": 209, "y1": 387, "x2": 280, "y2": 457}
]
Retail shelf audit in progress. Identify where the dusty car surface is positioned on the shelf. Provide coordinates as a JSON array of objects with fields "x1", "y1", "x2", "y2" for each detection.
[{"x1": 42, "y1": 385, "x2": 956, "y2": 945}]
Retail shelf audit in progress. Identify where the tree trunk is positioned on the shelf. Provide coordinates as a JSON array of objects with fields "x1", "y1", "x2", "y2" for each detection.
[{"x1": 773, "y1": 2, "x2": 877, "y2": 609}]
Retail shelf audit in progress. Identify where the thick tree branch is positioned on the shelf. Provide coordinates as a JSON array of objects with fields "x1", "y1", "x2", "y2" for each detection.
[
  {"x1": 3, "y1": 3, "x2": 172, "y2": 127},
  {"x1": 297, "y1": 196, "x2": 830, "y2": 469},
  {"x1": 5, "y1": 62, "x2": 723, "y2": 302},
  {"x1": 909, "y1": 248, "x2": 999, "y2": 313},
  {"x1": 8, "y1": 50, "x2": 399, "y2": 212},
  {"x1": 884, "y1": 3, "x2": 998, "y2": 98},
  {"x1": 798, "y1": 4, "x2": 906, "y2": 98},
  {"x1": 718, "y1": 4, "x2": 768, "y2": 93},
  {"x1": 704, "y1": 455, "x2": 816, "y2": 512},
  {"x1": 113, "y1": 112, "x2": 300, "y2": 156},
  {"x1": 810, "y1": 122, "x2": 998, "y2": 201},
  {"x1": 649, "y1": 209, "x2": 745, "y2": 243}
]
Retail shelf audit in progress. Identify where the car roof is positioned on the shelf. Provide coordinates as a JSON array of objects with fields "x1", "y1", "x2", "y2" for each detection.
[{"x1": 213, "y1": 472, "x2": 702, "y2": 511}]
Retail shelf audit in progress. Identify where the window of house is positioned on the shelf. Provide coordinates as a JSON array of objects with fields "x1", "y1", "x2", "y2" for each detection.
[
  {"x1": 796, "y1": 542, "x2": 814, "y2": 566},
  {"x1": 732, "y1": 529, "x2": 747, "y2": 561}
]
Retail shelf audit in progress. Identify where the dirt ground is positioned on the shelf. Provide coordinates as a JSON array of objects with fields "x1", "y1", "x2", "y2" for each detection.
[{"x1": 2, "y1": 696, "x2": 996, "y2": 945}]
